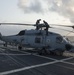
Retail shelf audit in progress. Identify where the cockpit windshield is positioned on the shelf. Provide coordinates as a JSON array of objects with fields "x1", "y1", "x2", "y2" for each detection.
[
  {"x1": 17, "y1": 30, "x2": 25, "y2": 36},
  {"x1": 56, "y1": 36, "x2": 63, "y2": 43}
]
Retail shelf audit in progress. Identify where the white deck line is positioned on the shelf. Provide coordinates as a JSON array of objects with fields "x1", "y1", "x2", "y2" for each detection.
[
  {"x1": 55, "y1": 63, "x2": 74, "y2": 71},
  {"x1": 0, "y1": 57, "x2": 74, "y2": 75},
  {"x1": 0, "y1": 53, "x2": 30, "y2": 55},
  {"x1": 0, "y1": 46, "x2": 74, "y2": 74},
  {"x1": 0, "y1": 60, "x2": 58, "y2": 75},
  {"x1": 61, "y1": 61, "x2": 74, "y2": 65},
  {"x1": 17, "y1": 50, "x2": 31, "y2": 54},
  {"x1": 0, "y1": 47, "x2": 31, "y2": 55},
  {"x1": 33, "y1": 54, "x2": 57, "y2": 61},
  {"x1": 61, "y1": 57, "x2": 74, "y2": 61}
]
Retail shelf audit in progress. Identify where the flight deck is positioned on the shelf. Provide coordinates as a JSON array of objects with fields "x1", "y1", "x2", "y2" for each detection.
[{"x1": 0, "y1": 46, "x2": 74, "y2": 75}]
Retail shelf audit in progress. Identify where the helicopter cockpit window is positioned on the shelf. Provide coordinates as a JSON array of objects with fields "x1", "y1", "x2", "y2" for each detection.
[
  {"x1": 56, "y1": 36, "x2": 63, "y2": 43},
  {"x1": 17, "y1": 30, "x2": 25, "y2": 36},
  {"x1": 35, "y1": 37, "x2": 41, "y2": 43}
]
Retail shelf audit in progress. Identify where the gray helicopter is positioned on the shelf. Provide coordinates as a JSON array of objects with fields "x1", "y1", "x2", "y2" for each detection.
[{"x1": 0, "y1": 19, "x2": 74, "y2": 55}]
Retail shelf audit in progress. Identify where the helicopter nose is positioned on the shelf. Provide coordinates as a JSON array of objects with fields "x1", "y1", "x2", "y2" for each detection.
[{"x1": 65, "y1": 44, "x2": 73, "y2": 51}]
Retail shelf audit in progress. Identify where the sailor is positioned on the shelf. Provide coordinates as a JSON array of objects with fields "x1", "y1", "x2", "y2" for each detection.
[
  {"x1": 36, "y1": 19, "x2": 41, "y2": 30},
  {"x1": 43, "y1": 20, "x2": 49, "y2": 35}
]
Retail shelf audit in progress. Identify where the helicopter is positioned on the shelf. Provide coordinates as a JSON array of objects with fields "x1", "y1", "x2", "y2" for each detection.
[{"x1": 0, "y1": 19, "x2": 74, "y2": 55}]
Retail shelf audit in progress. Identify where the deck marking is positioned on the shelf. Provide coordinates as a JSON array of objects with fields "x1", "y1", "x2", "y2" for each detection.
[
  {"x1": 17, "y1": 50, "x2": 31, "y2": 54},
  {"x1": 0, "y1": 60, "x2": 59, "y2": 75},
  {"x1": 0, "y1": 47, "x2": 74, "y2": 75},
  {"x1": 0, "y1": 57, "x2": 74, "y2": 75},
  {"x1": 55, "y1": 64, "x2": 74, "y2": 71},
  {"x1": 0, "y1": 53, "x2": 30, "y2": 55},
  {"x1": 61, "y1": 57, "x2": 74, "y2": 61},
  {"x1": 33, "y1": 54, "x2": 57, "y2": 61},
  {"x1": 61, "y1": 61, "x2": 74, "y2": 66},
  {"x1": 0, "y1": 47, "x2": 31, "y2": 55}
]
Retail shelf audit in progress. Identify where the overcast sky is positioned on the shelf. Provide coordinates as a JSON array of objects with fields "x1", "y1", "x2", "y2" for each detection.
[{"x1": 0, "y1": 0, "x2": 74, "y2": 36}]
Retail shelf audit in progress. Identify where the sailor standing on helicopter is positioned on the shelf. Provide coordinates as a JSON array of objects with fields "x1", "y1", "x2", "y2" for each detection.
[
  {"x1": 43, "y1": 20, "x2": 49, "y2": 35},
  {"x1": 36, "y1": 19, "x2": 41, "y2": 30}
]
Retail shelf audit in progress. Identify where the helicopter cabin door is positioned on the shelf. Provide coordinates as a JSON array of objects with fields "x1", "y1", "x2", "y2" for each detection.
[{"x1": 35, "y1": 36, "x2": 43, "y2": 47}]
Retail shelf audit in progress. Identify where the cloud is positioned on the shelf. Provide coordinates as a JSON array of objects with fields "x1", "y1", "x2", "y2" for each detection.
[
  {"x1": 47, "y1": 0, "x2": 74, "y2": 23},
  {"x1": 18, "y1": 0, "x2": 74, "y2": 23},
  {"x1": 18, "y1": 0, "x2": 44, "y2": 13}
]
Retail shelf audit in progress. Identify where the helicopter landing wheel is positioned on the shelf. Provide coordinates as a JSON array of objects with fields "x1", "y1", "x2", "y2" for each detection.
[
  {"x1": 3, "y1": 43, "x2": 7, "y2": 47},
  {"x1": 38, "y1": 48, "x2": 47, "y2": 55},
  {"x1": 18, "y1": 46, "x2": 22, "y2": 50},
  {"x1": 49, "y1": 51, "x2": 54, "y2": 55},
  {"x1": 55, "y1": 51, "x2": 63, "y2": 56},
  {"x1": 38, "y1": 51, "x2": 42, "y2": 55}
]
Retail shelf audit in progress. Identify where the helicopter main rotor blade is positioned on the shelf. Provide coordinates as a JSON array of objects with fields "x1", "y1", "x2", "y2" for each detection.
[
  {"x1": 1, "y1": 22, "x2": 74, "y2": 29},
  {"x1": 49, "y1": 24, "x2": 74, "y2": 29},
  {"x1": 52, "y1": 27, "x2": 74, "y2": 33},
  {"x1": 0, "y1": 23, "x2": 34, "y2": 26}
]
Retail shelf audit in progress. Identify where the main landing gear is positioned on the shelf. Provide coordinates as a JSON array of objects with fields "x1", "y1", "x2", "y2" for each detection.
[
  {"x1": 38, "y1": 48, "x2": 49, "y2": 55},
  {"x1": 38, "y1": 48, "x2": 64, "y2": 56}
]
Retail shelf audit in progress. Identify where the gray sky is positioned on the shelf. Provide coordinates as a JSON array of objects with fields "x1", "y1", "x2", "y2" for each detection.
[{"x1": 0, "y1": 0, "x2": 74, "y2": 36}]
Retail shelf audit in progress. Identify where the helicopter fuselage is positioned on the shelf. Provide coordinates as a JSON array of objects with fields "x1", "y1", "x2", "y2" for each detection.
[{"x1": 0, "y1": 29, "x2": 72, "y2": 52}]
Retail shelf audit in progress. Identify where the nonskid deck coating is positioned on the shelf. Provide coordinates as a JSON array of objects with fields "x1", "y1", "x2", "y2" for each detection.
[{"x1": 0, "y1": 47, "x2": 74, "y2": 75}]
